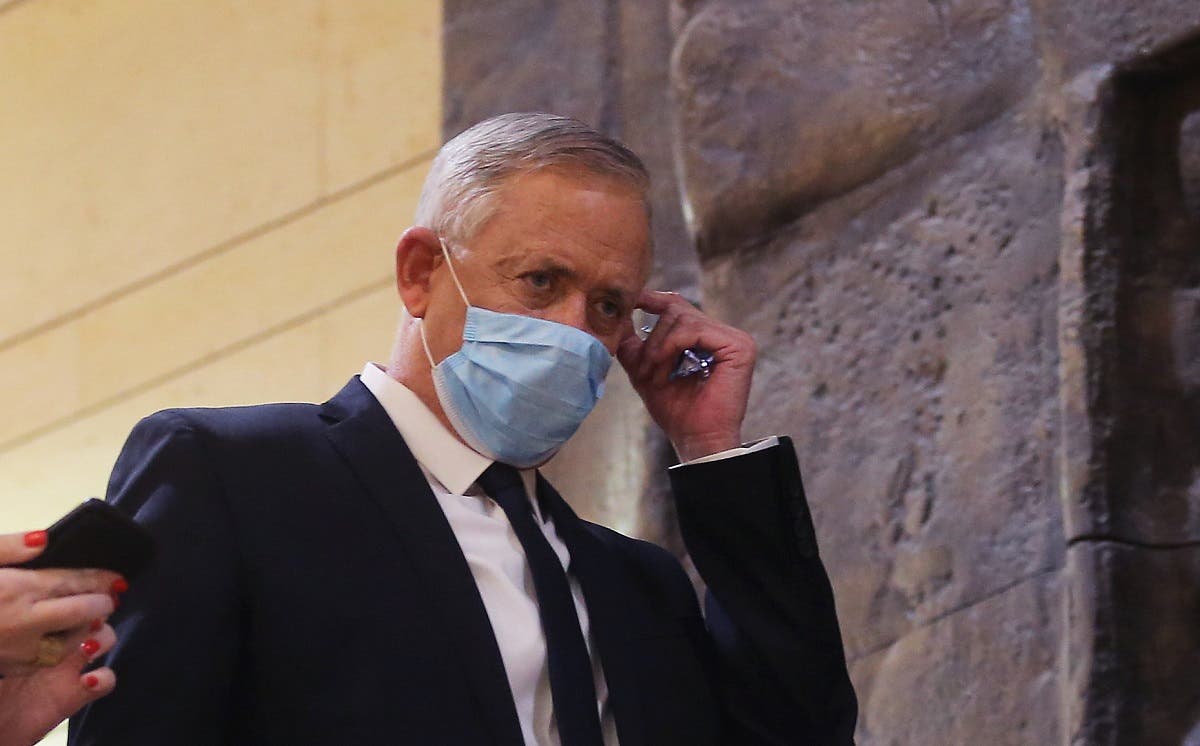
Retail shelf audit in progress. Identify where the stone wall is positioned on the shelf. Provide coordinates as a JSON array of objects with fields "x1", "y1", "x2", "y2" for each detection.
[{"x1": 445, "y1": 2, "x2": 1200, "y2": 743}]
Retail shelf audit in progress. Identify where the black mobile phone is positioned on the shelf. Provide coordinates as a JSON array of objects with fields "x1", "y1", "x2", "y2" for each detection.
[{"x1": 13, "y1": 499, "x2": 155, "y2": 580}]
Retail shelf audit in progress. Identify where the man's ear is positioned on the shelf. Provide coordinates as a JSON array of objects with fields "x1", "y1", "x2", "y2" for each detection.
[{"x1": 394, "y1": 226, "x2": 443, "y2": 318}]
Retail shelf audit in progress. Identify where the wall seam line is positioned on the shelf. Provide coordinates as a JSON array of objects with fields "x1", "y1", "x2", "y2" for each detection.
[
  {"x1": 845, "y1": 563, "x2": 1061, "y2": 664},
  {"x1": 0, "y1": 0, "x2": 34, "y2": 19},
  {"x1": 1066, "y1": 534, "x2": 1200, "y2": 551},
  {"x1": 0, "y1": 149, "x2": 436, "y2": 355},
  {"x1": 0, "y1": 276, "x2": 393, "y2": 456}
]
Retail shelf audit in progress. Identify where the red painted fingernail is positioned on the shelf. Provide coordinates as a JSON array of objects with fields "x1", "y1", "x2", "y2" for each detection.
[
  {"x1": 111, "y1": 578, "x2": 129, "y2": 594},
  {"x1": 23, "y1": 530, "x2": 47, "y2": 548},
  {"x1": 89, "y1": 618, "x2": 103, "y2": 633},
  {"x1": 84, "y1": 674, "x2": 99, "y2": 688},
  {"x1": 81, "y1": 638, "x2": 101, "y2": 656}
]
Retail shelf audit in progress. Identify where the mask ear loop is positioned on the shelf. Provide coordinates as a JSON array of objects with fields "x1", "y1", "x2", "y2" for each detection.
[
  {"x1": 420, "y1": 238, "x2": 473, "y2": 370},
  {"x1": 417, "y1": 318, "x2": 437, "y2": 369},
  {"x1": 438, "y1": 238, "x2": 472, "y2": 307}
]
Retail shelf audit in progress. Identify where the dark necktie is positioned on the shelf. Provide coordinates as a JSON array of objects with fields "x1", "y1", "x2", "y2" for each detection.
[{"x1": 476, "y1": 462, "x2": 604, "y2": 746}]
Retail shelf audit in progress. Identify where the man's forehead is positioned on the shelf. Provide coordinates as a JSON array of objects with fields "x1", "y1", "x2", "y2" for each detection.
[
  {"x1": 488, "y1": 167, "x2": 649, "y2": 226},
  {"x1": 457, "y1": 167, "x2": 652, "y2": 281}
]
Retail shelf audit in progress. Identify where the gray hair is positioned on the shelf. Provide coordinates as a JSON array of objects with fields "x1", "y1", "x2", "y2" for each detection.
[{"x1": 414, "y1": 112, "x2": 650, "y2": 242}]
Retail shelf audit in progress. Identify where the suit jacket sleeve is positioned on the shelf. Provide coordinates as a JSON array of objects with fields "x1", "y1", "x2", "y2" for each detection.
[
  {"x1": 69, "y1": 411, "x2": 243, "y2": 745},
  {"x1": 669, "y1": 436, "x2": 857, "y2": 745}
]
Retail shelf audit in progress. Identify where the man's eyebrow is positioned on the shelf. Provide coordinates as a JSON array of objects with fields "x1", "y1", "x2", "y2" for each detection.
[{"x1": 494, "y1": 255, "x2": 576, "y2": 278}]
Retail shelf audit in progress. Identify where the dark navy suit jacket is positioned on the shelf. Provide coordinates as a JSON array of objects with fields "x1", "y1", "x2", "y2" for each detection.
[{"x1": 69, "y1": 377, "x2": 856, "y2": 745}]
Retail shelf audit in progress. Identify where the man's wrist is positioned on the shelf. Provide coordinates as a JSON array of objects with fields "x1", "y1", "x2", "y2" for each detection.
[
  {"x1": 672, "y1": 436, "x2": 781, "y2": 467},
  {"x1": 672, "y1": 434, "x2": 742, "y2": 463}
]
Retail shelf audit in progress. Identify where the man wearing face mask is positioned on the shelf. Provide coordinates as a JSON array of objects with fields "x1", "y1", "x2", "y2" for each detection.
[{"x1": 69, "y1": 113, "x2": 857, "y2": 746}]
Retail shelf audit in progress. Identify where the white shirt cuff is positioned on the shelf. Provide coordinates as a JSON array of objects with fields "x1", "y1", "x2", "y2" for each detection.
[{"x1": 670, "y1": 436, "x2": 781, "y2": 468}]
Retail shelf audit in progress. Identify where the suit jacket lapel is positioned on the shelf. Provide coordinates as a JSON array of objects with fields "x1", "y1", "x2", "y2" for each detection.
[
  {"x1": 536, "y1": 474, "x2": 651, "y2": 746},
  {"x1": 320, "y1": 377, "x2": 525, "y2": 746}
]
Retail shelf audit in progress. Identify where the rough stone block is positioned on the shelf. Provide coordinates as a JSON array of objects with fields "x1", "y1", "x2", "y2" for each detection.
[
  {"x1": 1030, "y1": 0, "x2": 1200, "y2": 83},
  {"x1": 614, "y1": 0, "x2": 699, "y2": 298},
  {"x1": 1064, "y1": 541, "x2": 1200, "y2": 745},
  {"x1": 670, "y1": 0, "x2": 1037, "y2": 259},
  {"x1": 850, "y1": 570, "x2": 1061, "y2": 745},
  {"x1": 698, "y1": 114, "x2": 1066, "y2": 656},
  {"x1": 1056, "y1": 43, "x2": 1200, "y2": 547},
  {"x1": 443, "y1": 1, "x2": 609, "y2": 136}
]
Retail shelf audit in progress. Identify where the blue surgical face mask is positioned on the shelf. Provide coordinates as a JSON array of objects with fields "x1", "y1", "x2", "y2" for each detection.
[{"x1": 418, "y1": 239, "x2": 612, "y2": 468}]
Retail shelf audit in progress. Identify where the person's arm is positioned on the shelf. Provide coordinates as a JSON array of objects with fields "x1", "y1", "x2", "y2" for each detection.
[
  {"x1": 670, "y1": 437, "x2": 857, "y2": 744},
  {"x1": 619, "y1": 290, "x2": 857, "y2": 744},
  {"x1": 69, "y1": 411, "x2": 243, "y2": 745}
]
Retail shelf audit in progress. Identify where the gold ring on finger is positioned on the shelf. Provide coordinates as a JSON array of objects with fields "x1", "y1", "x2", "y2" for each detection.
[{"x1": 33, "y1": 633, "x2": 67, "y2": 667}]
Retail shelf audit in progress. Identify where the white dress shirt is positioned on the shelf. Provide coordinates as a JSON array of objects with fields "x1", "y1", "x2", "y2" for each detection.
[
  {"x1": 360, "y1": 363, "x2": 779, "y2": 745},
  {"x1": 360, "y1": 363, "x2": 617, "y2": 746}
]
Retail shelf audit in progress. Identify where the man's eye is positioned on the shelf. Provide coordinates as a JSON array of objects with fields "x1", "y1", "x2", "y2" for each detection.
[
  {"x1": 596, "y1": 299, "x2": 622, "y2": 319},
  {"x1": 525, "y1": 272, "x2": 553, "y2": 290}
]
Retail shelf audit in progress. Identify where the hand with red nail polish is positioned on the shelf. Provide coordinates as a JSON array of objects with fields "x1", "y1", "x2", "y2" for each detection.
[
  {"x1": 0, "y1": 620, "x2": 117, "y2": 746},
  {"x1": 0, "y1": 531, "x2": 122, "y2": 743},
  {"x1": 0, "y1": 531, "x2": 122, "y2": 676}
]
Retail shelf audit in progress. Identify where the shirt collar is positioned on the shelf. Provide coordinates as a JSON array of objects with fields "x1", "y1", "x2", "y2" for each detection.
[{"x1": 359, "y1": 363, "x2": 538, "y2": 500}]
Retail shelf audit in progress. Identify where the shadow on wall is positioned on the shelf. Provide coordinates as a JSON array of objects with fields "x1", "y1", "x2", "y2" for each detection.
[{"x1": 1183, "y1": 110, "x2": 1200, "y2": 220}]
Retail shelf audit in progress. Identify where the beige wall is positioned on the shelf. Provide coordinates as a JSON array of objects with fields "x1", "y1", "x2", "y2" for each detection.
[{"x1": 0, "y1": 3, "x2": 440, "y2": 738}]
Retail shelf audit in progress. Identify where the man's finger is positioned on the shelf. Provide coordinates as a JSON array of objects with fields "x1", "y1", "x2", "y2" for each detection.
[
  {"x1": 616, "y1": 332, "x2": 645, "y2": 378},
  {"x1": 619, "y1": 312, "x2": 640, "y2": 344},
  {"x1": 650, "y1": 319, "x2": 753, "y2": 387},
  {"x1": 637, "y1": 311, "x2": 675, "y2": 379},
  {"x1": 634, "y1": 289, "x2": 695, "y2": 315},
  {"x1": 650, "y1": 322, "x2": 703, "y2": 386},
  {"x1": 0, "y1": 531, "x2": 49, "y2": 567}
]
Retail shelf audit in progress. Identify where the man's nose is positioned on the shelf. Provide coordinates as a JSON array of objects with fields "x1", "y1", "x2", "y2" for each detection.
[
  {"x1": 544, "y1": 293, "x2": 586, "y2": 328},
  {"x1": 549, "y1": 295, "x2": 604, "y2": 342}
]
